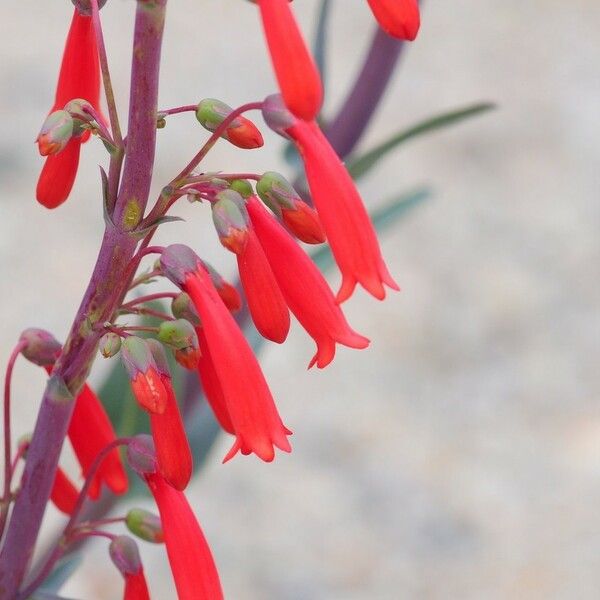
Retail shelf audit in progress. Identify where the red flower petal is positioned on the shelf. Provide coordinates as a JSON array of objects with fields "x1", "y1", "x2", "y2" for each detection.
[
  {"x1": 256, "y1": 0, "x2": 323, "y2": 121},
  {"x1": 366, "y1": 0, "x2": 421, "y2": 41},
  {"x1": 247, "y1": 197, "x2": 369, "y2": 368},
  {"x1": 184, "y1": 268, "x2": 291, "y2": 462},
  {"x1": 288, "y1": 120, "x2": 399, "y2": 302},
  {"x1": 149, "y1": 375, "x2": 193, "y2": 491},
  {"x1": 237, "y1": 228, "x2": 290, "y2": 343},
  {"x1": 146, "y1": 473, "x2": 223, "y2": 600}
]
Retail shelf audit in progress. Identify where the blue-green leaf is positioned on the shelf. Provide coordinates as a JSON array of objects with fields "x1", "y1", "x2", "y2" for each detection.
[
  {"x1": 313, "y1": 0, "x2": 332, "y2": 87},
  {"x1": 347, "y1": 102, "x2": 496, "y2": 180},
  {"x1": 33, "y1": 555, "x2": 82, "y2": 595}
]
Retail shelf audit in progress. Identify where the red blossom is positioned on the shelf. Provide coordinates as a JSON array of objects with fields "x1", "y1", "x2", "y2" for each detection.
[
  {"x1": 149, "y1": 372, "x2": 193, "y2": 491},
  {"x1": 36, "y1": 8, "x2": 100, "y2": 208},
  {"x1": 366, "y1": 0, "x2": 421, "y2": 41},
  {"x1": 247, "y1": 196, "x2": 370, "y2": 368},
  {"x1": 255, "y1": 0, "x2": 323, "y2": 121},
  {"x1": 236, "y1": 228, "x2": 290, "y2": 343},
  {"x1": 145, "y1": 472, "x2": 223, "y2": 600},
  {"x1": 286, "y1": 118, "x2": 399, "y2": 303},
  {"x1": 123, "y1": 570, "x2": 150, "y2": 600},
  {"x1": 181, "y1": 261, "x2": 291, "y2": 462}
]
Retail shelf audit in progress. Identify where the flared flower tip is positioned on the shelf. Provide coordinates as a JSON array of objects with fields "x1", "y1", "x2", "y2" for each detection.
[
  {"x1": 367, "y1": 0, "x2": 421, "y2": 41},
  {"x1": 223, "y1": 425, "x2": 292, "y2": 464},
  {"x1": 336, "y1": 261, "x2": 400, "y2": 304}
]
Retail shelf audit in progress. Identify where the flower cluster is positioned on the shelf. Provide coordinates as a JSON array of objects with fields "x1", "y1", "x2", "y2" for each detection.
[{"x1": 2, "y1": 0, "x2": 423, "y2": 597}]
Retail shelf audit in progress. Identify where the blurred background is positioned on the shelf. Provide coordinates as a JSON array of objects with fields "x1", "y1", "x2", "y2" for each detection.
[{"x1": 1, "y1": 0, "x2": 599, "y2": 598}]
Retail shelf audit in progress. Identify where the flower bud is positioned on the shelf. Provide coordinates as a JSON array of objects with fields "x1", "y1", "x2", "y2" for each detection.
[
  {"x1": 229, "y1": 179, "x2": 254, "y2": 199},
  {"x1": 121, "y1": 337, "x2": 168, "y2": 414},
  {"x1": 36, "y1": 110, "x2": 74, "y2": 156},
  {"x1": 171, "y1": 293, "x2": 201, "y2": 325},
  {"x1": 19, "y1": 328, "x2": 61, "y2": 366},
  {"x1": 172, "y1": 346, "x2": 200, "y2": 370},
  {"x1": 158, "y1": 319, "x2": 199, "y2": 351},
  {"x1": 109, "y1": 535, "x2": 142, "y2": 576},
  {"x1": 63, "y1": 98, "x2": 95, "y2": 137},
  {"x1": 126, "y1": 508, "x2": 164, "y2": 544},
  {"x1": 211, "y1": 190, "x2": 249, "y2": 254},
  {"x1": 256, "y1": 172, "x2": 326, "y2": 243},
  {"x1": 99, "y1": 332, "x2": 122, "y2": 358},
  {"x1": 196, "y1": 98, "x2": 263, "y2": 149},
  {"x1": 126, "y1": 434, "x2": 157, "y2": 476}
]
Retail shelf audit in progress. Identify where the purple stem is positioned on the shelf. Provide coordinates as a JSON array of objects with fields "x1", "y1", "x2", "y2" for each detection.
[
  {"x1": 325, "y1": 26, "x2": 404, "y2": 159},
  {"x1": 0, "y1": 1, "x2": 168, "y2": 595}
]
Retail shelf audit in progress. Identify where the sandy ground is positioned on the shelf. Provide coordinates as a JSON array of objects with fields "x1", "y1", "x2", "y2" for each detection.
[{"x1": 1, "y1": 1, "x2": 599, "y2": 598}]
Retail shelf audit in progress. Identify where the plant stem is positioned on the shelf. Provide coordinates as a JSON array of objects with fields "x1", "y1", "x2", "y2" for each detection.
[
  {"x1": 122, "y1": 292, "x2": 178, "y2": 308},
  {"x1": 0, "y1": 341, "x2": 26, "y2": 539},
  {"x1": 325, "y1": 26, "x2": 405, "y2": 159},
  {"x1": 91, "y1": 0, "x2": 123, "y2": 148},
  {"x1": 0, "y1": 2, "x2": 168, "y2": 594},
  {"x1": 160, "y1": 104, "x2": 198, "y2": 116}
]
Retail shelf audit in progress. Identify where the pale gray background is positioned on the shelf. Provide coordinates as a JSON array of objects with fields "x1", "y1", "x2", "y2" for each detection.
[{"x1": 1, "y1": 1, "x2": 599, "y2": 598}]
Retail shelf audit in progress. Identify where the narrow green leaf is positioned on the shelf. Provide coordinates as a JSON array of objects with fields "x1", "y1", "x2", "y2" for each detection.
[
  {"x1": 310, "y1": 188, "x2": 431, "y2": 270},
  {"x1": 348, "y1": 102, "x2": 496, "y2": 180}
]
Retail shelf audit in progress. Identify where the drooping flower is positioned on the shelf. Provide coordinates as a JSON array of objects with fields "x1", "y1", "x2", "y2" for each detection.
[
  {"x1": 145, "y1": 472, "x2": 223, "y2": 600},
  {"x1": 262, "y1": 94, "x2": 399, "y2": 303},
  {"x1": 109, "y1": 535, "x2": 151, "y2": 600},
  {"x1": 36, "y1": 8, "x2": 100, "y2": 208},
  {"x1": 212, "y1": 190, "x2": 290, "y2": 343},
  {"x1": 366, "y1": 0, "x2": 421, "y2": 41},
  {"x1": 50, "y1": 467, "x2": 79, "y2": 515},
  {"x1": 254, "y1": 0, "x2": 323, "y2": 121},
  {"x1": 127, "y1": 436, "x2": 223, "y2": 600},
  {"x1": 160, "y1": 245, "x2": 292, "y2": 462},
  {"x1": 146, "y1": 339, "x2": 193, "y2": 491},
  {"x1": 247, "y1": 196, "x2": 370, "y2": 368}
]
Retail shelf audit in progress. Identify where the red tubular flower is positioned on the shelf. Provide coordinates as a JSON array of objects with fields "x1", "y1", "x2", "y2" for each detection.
[
  {"x1": 146, "y1": 340, "x2": 193, "y2": 491},
  {"x1": 37, "y1": 8, "x2": 100, "y2": 208},
  {"x1": 237, "y1": 228, "x2": 290, "y2": 343},
  {"x1": 69, "y1": 383, "x2": 128, "y2": 499},
  {"x1": 145, "y1": 472, "x2": 223, "y2": 600},
  {"x1": 160, "y1": 245, "x2": 292, "y2": 462},
  {"x1": 255, "y1": 0, "x2": 323, "y2": 121},
  {"x1": 44, "y1": 366, "x2": 128, "y2": 499},
  {"x1": 110, "y1": 535, "x2": 151, "y2": 600},
  {"x1": 247, "y1": 197, "x2": 370, "y2": 368},
  {"x1": 195, "y1": 326, "x2": 235, "y2": 435},
  {"x1": 263, "y1": 96, "x2": 399, "y2": 302},
  {"x1": 366, "y1": 0, "x2": 421, "y2": 41},
  {"x1": 212, "y1": 190, "x2": 290, "y2": 343},
  {"x1": 50, "y1": 468, "x2": 79, "y2": 515},
  {"x1": 123, "y1": 571, "x2": 150, "y2": 600}
]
